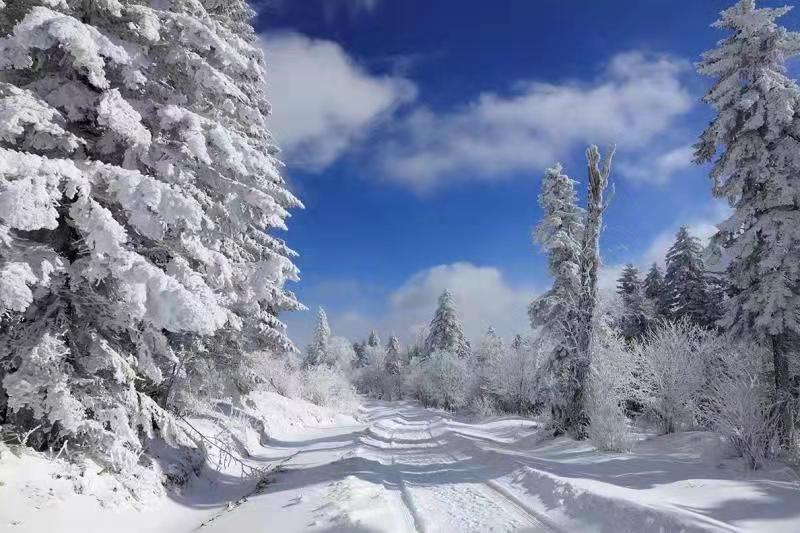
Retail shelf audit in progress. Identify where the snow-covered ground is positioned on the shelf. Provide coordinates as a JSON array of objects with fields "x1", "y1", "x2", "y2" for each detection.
[{"x1": 2, "y1": 397, "x2": 800, "y2": 532}]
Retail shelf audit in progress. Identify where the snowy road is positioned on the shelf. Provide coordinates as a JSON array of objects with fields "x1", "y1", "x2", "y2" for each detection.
[
  {"x1": 194, "y1": 399, "x2": 800, "y2": 533},
  {"x1": 198, "y1": 400, "x2": 555, "y2": 532}
]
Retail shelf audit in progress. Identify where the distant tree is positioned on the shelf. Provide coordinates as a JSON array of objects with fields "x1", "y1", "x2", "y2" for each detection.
[
  {"x1": 616, "y1": 264, "x2": 647, "y2": 340},
  {"x1": 352, "y1": 340, "x2": 368, "y2": 368},
  {"x1": 405, "y1": 326, "x2": 428, "y2": 363},
  {"x1": 425, "y1": 290, "x2": 470, "y2": 357},
  {"x1": 695, "y1": 0, "x2": 800, "y2": 446},
  {"x1": 472, "y1": 327, "x2": 505, "y2": 401},
  {"x1": 385, "y1": 335, "x2": 402, "y2": 376},
  {"x1": 475, "y1": 327, "x2": 504, "y2": 366},
  {"x1": 644, "y1": 263, "x2": 670, "y2": 320},
  {"x1": 664, "y1": 227, "x2": 711, "y2": 327},
  {"x1": 324, "y1": 337, "x2": 356, "y2": 370},
  {"x1": 367, "y1": 330, "x2": 381, "y2": 348},
  {"x1": 305, "y1": 308, "x2": 331, "y2": 367}
]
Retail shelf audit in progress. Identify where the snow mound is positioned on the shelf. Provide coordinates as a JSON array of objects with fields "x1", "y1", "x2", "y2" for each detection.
[{"x1": 310, "y1": 475, "x2": 408, "y2": 532}]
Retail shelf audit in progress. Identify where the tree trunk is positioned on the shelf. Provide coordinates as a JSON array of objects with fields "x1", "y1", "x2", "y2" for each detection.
[
  {"x1": 771, "y1": 335, "x2": 795, "y2": 449},
  {"x1": 568, "y1": 145, "x2": 614, "y2": 439}
]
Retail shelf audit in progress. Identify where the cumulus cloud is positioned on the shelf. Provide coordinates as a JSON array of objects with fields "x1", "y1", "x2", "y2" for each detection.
[
  {"x1": 289, "y1": 263, "x2": 538, "y2": 347},
  {"x1": 377, "y1": 52, "x2": 693, "y2": 191},
  {"x1": 384, "y1": 263, "x2": 537, "y2": 342},
  {"x1": 618, "y1": 144, "x2": 695, "y2": 185},
  {"x1": 260, "y1": 32, "x2": 416, "y2": 170}
]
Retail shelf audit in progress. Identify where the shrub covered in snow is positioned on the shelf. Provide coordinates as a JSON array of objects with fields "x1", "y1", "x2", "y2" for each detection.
[
  {"x1": 253, "y1": 352, "x2": 303, "y2": 399},
  {"x1": 633, "y1": 320, "x2": 720, "y2": 434},
  {"x1": 301, "y1": 365, "x2": 358, "y2": 411},
  {"x1": 492, "y1": 336, "x2": 545, "y2": 415},
  {"x1": 417, "y1": 350, "x2": 470, "y2": 411},
  {"x1": 586, "y1": 329, "x2": 634, "y2": 452},
  {"x1": 353, "y1": 344, "x2": 388, "y2": 398},
  {"x1": 698, "y1": 342, "x2": 780, "y2": 469}
]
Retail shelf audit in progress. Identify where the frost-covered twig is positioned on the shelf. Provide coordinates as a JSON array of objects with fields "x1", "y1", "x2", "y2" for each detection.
[{"x1": 177, "y1": 415, "x2": 275, "y2": 481}]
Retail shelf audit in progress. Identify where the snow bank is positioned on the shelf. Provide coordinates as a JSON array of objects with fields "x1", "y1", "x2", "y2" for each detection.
[
  {"x1": 497, "y1": 431, "x2": 800, "y2": 533},
  {"x1": 0, "y1": 392, "x2": 359, "y2": 532}
]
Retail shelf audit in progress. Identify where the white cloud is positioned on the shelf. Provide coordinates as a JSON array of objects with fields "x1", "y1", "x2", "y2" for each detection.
[
  {"x1": 384, "y1": 263, "x2": 537, "y2": 342},
  {"x1": 618, "y1": 144, "x2": 695, "y2": 185},
  {"x1": 377, "y1": 52, "x2": 693, "y2": 191},
  {"x1": 260, "y1": 32, "x2": 416, "y2": 170},
  {"x1": 288, "y1": 263, "x2": 538, "y2": 348}
]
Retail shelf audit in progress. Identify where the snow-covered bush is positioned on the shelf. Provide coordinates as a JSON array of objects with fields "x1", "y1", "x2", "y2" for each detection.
[
  {"x1": 698, "y1": 342, "x2": 779, "y2": 469},
  {"x1": 353, "y1": 344, "x2": 388, "y2": 398},
  {"x1": 469, "y1": 327, "x2": 505, "y2": 404},
  {"x1": 255, "y1": 353, "x2": 302, "y2": 399},
  {"x1": 491, "y1": 336, "x2": 543, "y2": 415},
  {"x1": 470, "y1": 395, "x2": 499, "y2": 417},
  {"x1": 324, "y1": 337, "x2": 357, "y2": 371},
  {"x1": 586, "y1": 329, "x2": 634, "y2": 451},
  {"x1": 403, "y1": 358, "x2": 437, "y2": 406},
  {"x1": 420, "y1": 350, "x2": 469, "y2": 411},
  {"x1": 301, "y1": 365, "x2": 357, "y2": 411},
  {"x1": 633, "y1": 320, "x2": 720, "y2": 434}
]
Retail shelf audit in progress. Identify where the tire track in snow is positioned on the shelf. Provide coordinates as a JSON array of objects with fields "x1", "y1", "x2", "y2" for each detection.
[
  {"x1": 424, "y1": 425, "x2": 560, "y2": 532},
  {"x1": 389, "y1": 429, "x2": 427, "y2": 533}
]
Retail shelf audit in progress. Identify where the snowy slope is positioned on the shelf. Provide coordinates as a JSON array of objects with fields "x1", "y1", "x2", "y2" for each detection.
[{"x1": 0, "y1": 392, "x2": 357, "y2": 533}]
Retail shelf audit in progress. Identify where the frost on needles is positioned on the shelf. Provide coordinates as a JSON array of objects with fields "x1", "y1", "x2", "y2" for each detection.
[{"x1": 0, "y1": 0, "x2": 302, "y2": 494}]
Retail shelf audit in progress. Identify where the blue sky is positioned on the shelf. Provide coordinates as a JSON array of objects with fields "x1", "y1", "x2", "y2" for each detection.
[{"x1": 252, "y1": 0, "x2": 799, "y2": 347}]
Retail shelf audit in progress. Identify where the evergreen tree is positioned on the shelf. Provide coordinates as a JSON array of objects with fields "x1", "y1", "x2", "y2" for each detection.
[
  {"x1": 405, "y1": 326, "x2": 428, "y2": 363},
  {"x1": 644, "y1": 263, "x2": 670, "y2": 319},
  {"x1": 616, "y1": 264, "x2": 647, "y2": 340},
  {"x1": 425, "y1": 290, "x2": 470, "y2": 357},
  {"x1": 530, "y1": 149, "x2": 613, "y2": 437},
  {"x1": 0, "y1": 0, "x2": 300, "y2": 479},
  {"x1": 695, "y1": 0, "x2": 800, "y2": 445},
  {"x1": 528, "y1": 164, "x2": 584, "y2": 334},
  {"x1": 305, "y1": 308, "x2": 331, "y2": 367},
  {"x1": 352, "y1": 340, "x2": 368, "y2": 368},
  {"x1": 528, "y1": 164, "x2": 584, "y2": 432},
  {"x1": 664, "y1": 227, "x2": 711, "y2": 327},
  {"x1": 367, "y1": 330, "x2": 381, "y2": 348},
  {"x1": 385, "y1": 335, "x2": 402, "y2": 376},
  {"x1": 475, "y1": 327, "x2": 504, "y2": 366}
]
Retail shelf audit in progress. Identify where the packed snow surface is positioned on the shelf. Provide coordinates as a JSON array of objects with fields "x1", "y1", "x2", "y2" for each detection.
[{"x1": 2, "y1": 397, "x2": 800, "y2": 532}]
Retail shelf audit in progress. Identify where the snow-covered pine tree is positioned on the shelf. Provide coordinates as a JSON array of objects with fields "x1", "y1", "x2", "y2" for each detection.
[
  {"x1": 695, "y1": 0, "x2": 800, "y2": 445},
  {"x1": 528, "y1": 164, "x2": 584, "y2": 336},
  {"x1": 475, "y1": 327, "x2": 504, "y2": 366},
  {"x1": 0, "y1": 0, "x2": 301, "y2": 480},
  {"x1": 425, "y1": 290, "x2": 470, "y2": 357},
  {"x1": 664, "y1": 227, "x2": 712, "y2": 328},
  {"x1": 644, "y1": 263, "x2": 670, "y2": 320},
  {"x1": 384, "y1": 335, "x2": 402, "y2": 376},
  {"x1": 472, "y1": 326, "x2": 504, "y2": 399},
  {"x1": 367, "y1": 330, "x2": 381, "y2": 348},
  {"x1": 305, "y1": 307, "x2": 331, "y2": 367},
  {"x1": 352, "y1": 340, "x2": 368, "y2": 368},
  {"x1": 616, "y1": 264, "x2": 647, "y2": 340},
  {"x1": 528, "y1": 164, "x2": 584, "y2": 432},
  {"x1": 405, "y1": 325, "x2": 428, "y2": 363}
]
